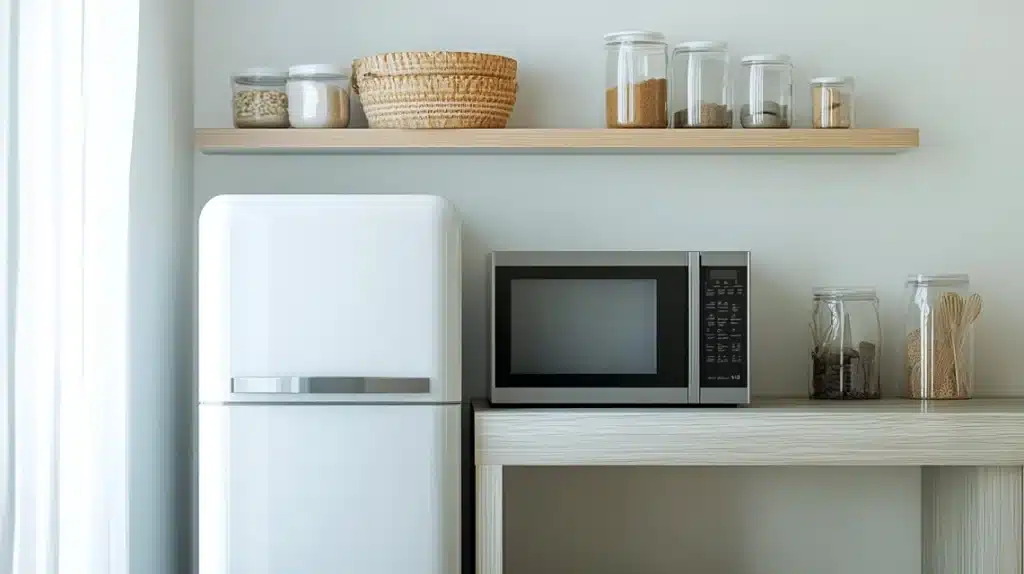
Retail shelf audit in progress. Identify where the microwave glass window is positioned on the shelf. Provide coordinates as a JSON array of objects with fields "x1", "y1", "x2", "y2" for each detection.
[{"x1": 509, "y1": 279, "x2": 657, "y2": 375}]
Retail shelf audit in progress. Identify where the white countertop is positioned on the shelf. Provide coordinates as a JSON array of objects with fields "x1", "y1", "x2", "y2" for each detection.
[{"x1": 473, "y1": 399, "x2": 1024, "y2": 466}]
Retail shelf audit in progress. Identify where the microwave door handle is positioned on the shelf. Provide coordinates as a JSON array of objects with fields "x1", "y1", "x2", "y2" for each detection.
[{"x1": 230, "y1": 376, "x2": 431, "y2": 395}]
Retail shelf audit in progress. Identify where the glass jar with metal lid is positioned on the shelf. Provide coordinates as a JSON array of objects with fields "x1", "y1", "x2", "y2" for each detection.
[
  {"x1": 287, "y1": 64, "x2": 351, "y2": 128},
  {"x1": 905, "y1": 274, "x2": 982, "y2": 399},
  {"x1": 231, "y1": 68, "x2": 290, "y2": 128},
  {"x1": 740, "y1": 54, "x2": 793, "y2": 128},
  {"x1": 809, "y1": 287, "x2": 881, "y2": 400},
  {"x1": 811, "y1": 76, "x2": 855, "y2": 129},
  {"x1": 604, "y1": 31, "x2": 669, "y2": 128},
  {"x1": 670, "y1": 41, "x2": 732, "y2": 128}
]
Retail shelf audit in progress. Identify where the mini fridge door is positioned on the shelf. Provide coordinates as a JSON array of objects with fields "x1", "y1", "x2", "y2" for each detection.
[
  {"x1": 198, "y1": 403, "x2": 460, "y2": 574},
  {"x1": 198, "y1": 194, "x2": 462, "y2": 406}
]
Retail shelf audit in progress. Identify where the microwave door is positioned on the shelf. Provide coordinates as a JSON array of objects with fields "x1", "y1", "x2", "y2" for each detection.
[{"x1": 490, "y1": 251, "x2": 696, "y2": 405}]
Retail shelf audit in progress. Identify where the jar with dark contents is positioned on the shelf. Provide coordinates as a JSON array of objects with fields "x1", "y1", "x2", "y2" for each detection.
[
  {"x1": 740, "y1": 54, "x2": 793, "y2": 128},
  {"x1": 809, "y1": 287, "x2": 881, "y2": 400},
  {"x1": 670, "y1": 41, "x2": 732, "y2": 128}
]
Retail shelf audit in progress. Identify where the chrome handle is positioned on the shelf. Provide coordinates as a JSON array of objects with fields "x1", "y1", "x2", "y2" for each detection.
[{"x1": 231, "y1": 376, "x2": 431, "y2": 394}]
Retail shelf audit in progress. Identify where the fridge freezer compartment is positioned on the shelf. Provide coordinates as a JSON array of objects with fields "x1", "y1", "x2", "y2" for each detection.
[
  {"x1": 198, "y1": 403, "x2": 460, "y2": 574},
  {"x1": 197, "y1": 194, "x2": 462, "y2": 405}
]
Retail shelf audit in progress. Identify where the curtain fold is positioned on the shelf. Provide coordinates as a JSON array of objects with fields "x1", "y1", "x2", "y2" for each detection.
[{"x1": 2, "y1": 0, "x2": 138, "y2": 569}]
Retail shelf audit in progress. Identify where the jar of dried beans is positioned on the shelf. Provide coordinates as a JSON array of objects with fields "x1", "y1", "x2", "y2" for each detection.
[
  {"x1": 670, "y1": 41, "x2": 732, "y2": 128},
  {"x1": 809, "y1": 287, "x2": 881, "y2": 400},
  {"x1": 811, "y1": 76, "x2": 854, "y2": 128},
  {"x1": 740, "y1": 54, "x2": 793, "y2": 128},
  {"x1": 232, "y1": 68, "x2": 290, "y2": 128},
  {"x1": 605, "y1": 31, "x2": 668, "y2": 128},
  {"x1": 905, "y1": 274, "x2": 981, "y2": 400}
]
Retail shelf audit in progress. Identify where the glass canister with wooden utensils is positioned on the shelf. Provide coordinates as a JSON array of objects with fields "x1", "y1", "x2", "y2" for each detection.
[{"x1": 905, "y1": 274, "x2": 983, "y2": 399}]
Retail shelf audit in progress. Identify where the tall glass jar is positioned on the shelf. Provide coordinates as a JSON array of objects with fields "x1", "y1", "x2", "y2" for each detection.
[
  {"x1": 811, "y1": 76, "x2": 855, "y2": 129},
  {"x1": 232, "y1": 68, "x2": 290, "y2": 128},
  {"x1": 670, "y1": 41, "x2": 731, "y2": 128},
  {"x1": 740, "y1": 54, "x2": 793, "y2": 128},
  {"x1": 809, "y1": 287, "x2": 882, "y2": 400},
  {"x1": 905, "y1": 275, "x2": 980, "y2": 399},
  {"x1": 604, "y1": 31, "x2": 668, "y2": 128}
]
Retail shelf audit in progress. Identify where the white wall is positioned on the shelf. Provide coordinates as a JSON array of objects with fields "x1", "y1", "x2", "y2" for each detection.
[
  {"x1": 130, "y1": 0, "x2": 192, "y2": 569},
  {"x1": 193, "y1": 0, "x2": 1024, "y2": 571}
]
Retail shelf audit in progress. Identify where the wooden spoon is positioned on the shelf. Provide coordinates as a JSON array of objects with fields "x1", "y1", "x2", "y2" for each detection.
[
  {"x1": 959, "y1": 293, "x2": 983, "y2": 334},
  {"x1": 936, "y1": 292, "x2": 965, "y2": 391},
  {"x1": 954, "y1": 293, "x2": 983, "y2": 396}
]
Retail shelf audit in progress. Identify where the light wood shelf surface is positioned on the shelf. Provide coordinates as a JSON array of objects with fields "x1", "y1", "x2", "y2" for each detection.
[
  {"x1": 473, "y1": 398, "x2": 1024, "y2": 467},
  {"x1": 195, "y1": 128, "x2": 919, "y2": 154}
]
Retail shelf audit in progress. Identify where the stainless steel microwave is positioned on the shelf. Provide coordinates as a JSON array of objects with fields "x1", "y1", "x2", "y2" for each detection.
[{"x1": 488, "y1": 250, "x2": 750, "y2": 405}]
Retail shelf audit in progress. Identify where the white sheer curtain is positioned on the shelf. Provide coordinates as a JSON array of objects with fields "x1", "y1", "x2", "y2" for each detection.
[{"x1": 1, "y1": 0, "x2": 139, "y2": 569}]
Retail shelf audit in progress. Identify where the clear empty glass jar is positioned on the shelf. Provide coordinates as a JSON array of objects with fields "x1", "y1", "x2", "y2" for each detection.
[
  {"x1": 670, "y1": 41, "x2": 732, "y2": 128},
  {"x1": 811, "y1": 76, "x2": 855, "y2": 129},
  {"x1": 232, "y1": 68, "x2": 289, "y2": 128},
  {"x1": 740, "y1": 54, "x2": 793, "y2": 128},
  {"x1": 809, "y1": 287, "x2": 882, "y2": 400},
  {"x1": 905, "y1": 274, "x2": 980, "y2": 400},
  {"x1": 604, "y1": 31, "x2": 668, "y2": 128}
]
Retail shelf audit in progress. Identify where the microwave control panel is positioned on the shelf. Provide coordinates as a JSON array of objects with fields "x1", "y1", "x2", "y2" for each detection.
[{"x1": 699, "y1": 265, "x2": 748, "y2": 388}]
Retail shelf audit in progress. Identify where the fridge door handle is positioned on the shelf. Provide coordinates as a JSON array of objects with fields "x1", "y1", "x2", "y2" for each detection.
[{"x1": 231, "y1": 376, "x2": 431, "y2": 394}]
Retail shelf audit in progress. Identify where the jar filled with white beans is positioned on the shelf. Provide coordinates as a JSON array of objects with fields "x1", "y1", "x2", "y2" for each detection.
[{"x1": 232, "y1": 68, "x2": 289, "y2": 128}]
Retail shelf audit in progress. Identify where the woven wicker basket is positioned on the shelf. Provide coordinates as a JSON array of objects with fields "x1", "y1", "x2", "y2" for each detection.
[
  {"x1": 353, "y1": 51, "x2": 517, "y2": 82},
  {"x1": 355, "y1": 73, "x2": 517, "y2": 129}
]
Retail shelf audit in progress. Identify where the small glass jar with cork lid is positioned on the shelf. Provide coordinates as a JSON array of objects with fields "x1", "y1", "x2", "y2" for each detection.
[
  {"x1": 740, "y1": 54, "x2": 793, "y2": 128},
  {"x1": 905, "y1": 275, "x2": 982, "y2": 399},
  {"x1": 604, "y1": 31, "x2": 669, "y2": 128},
  {"x1": 670, "y1": 41, "x2": 732, "y2": 128},
  {"x1": 809, "y1": 287, "x2": 882, "y2": 400},
  {"x1": 811, "y1": 76, "x2": 855, "y2": 128}
]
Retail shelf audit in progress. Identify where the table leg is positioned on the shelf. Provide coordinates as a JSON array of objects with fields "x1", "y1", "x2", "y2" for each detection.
[
  {"x1": 476, "y1": 465, "x2": 503, "y2": 574},
  {"x1": 922, "y1": 466, "x2": 1022, "y2": 573}
]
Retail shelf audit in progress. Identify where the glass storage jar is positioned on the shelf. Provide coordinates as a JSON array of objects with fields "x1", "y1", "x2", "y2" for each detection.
[
  {"x1": 740, "y1": 54, "x2": 793, "y2": 128},
  {"x1": 670, "y1": 41, "x2": 732, "y2": 128},
  {"x1": 605, "y1": 31, "x2": 668, "y2": 128},
  {"x1": 809, "y1": 287, "x2": 882, "y2": 400},
  {"x1": 232, "y1": 68, "x2": 289, "y2": 128},
  {"x1": 905, "y1": 275, "x2": 981, "y2": 400},
  {"x1": 287, "y1": 64, "x2": 350, "y2": 128},
  {"x1": 811, "y1": 76, "x2": 854, "y2": 129}
]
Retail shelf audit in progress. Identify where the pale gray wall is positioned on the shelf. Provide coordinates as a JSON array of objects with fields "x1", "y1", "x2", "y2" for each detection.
[
  {"x1": 191, "y1": 0, "x2": 1024, "y2": 571},
  {"x1": 129, "y1": 0, "x2": 192, "y2": 569}
]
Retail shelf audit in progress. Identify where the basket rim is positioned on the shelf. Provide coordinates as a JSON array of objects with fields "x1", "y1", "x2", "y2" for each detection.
[
  {"x1": 356, "y1": 50, "x2": 517, "y2": 62},
  {"x1": 353, "y1": 73, "x2": 518, "y2": 95}
]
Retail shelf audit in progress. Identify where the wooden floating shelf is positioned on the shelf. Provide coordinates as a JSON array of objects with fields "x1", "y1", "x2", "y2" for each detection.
[
  {"x1": 473, "y1": 398, "x2": 1024, "y2": 466},
  {"x1": 195, "y1": 128, "x2": 919, "y2": 155}
]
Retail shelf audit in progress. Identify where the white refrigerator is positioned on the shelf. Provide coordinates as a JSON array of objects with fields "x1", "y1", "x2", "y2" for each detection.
[{"x1": 197, "y1": 194, "x2": 461, "y2": 574}]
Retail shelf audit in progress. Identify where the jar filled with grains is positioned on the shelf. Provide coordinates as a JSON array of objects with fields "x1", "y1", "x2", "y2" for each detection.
[
  {"x1": 670, "y1": 41, "x2": 732, "y2": 128},
  {"x1": 905, "y1": 275, "x2": 982, "y2": 400},
  {"x1": 809, "y1": 287, "x2": 881, "y2": 400},
  {"x1": 605, "y1": 31, "x2": 668, "y2": 128},
  {"x1": 232, "y1": 68, "x2": 289, "y2": 128},
  {"x1": 740, "y1": 54, "x2": 793, "y2": 128},
  {"x1": 287, "y1": 64, "x2": 351, "y2": 129},
  {"x1": 811, "y1": 76, "x2": 854, "y2": 129}
]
